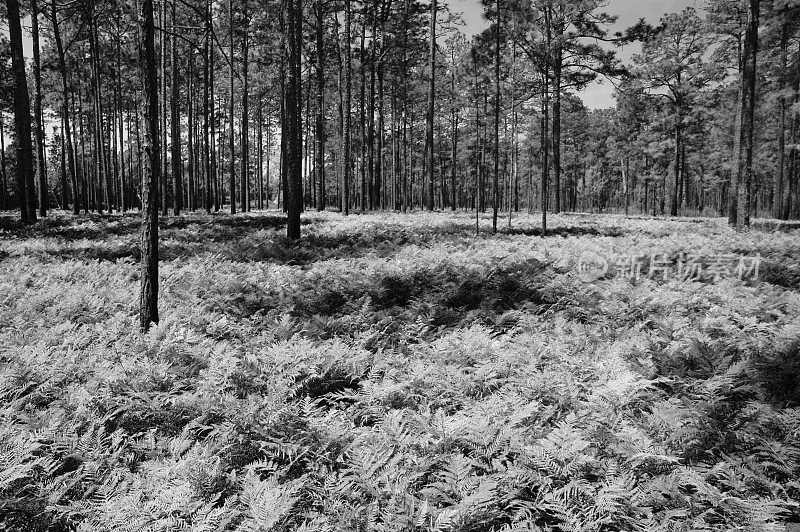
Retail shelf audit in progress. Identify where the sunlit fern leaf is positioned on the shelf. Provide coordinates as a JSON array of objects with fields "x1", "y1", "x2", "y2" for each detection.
[{"x1": 234, "y1": 473, "x2": 303, "y2": 532}]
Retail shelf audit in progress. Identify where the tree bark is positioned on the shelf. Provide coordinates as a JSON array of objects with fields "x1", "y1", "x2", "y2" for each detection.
[
  {"x1": 31, "y1": 0, "x2": 47, "y2": 216},
  {"x1": 313, "y1": 0, "x2": 325, "y2": 210},
  {"x1": 492, "y1": 0, "x2": 500, "y2": 232},
  {"x1": 343, "y1": 0, "x2": 352, "y2": 215},
  {"x1": 229, "y1": 0, "x2": 237, "y2": 214},
  {"x1": 139, "y1": 0, "x2": 160, "y2": 331},
  {"x1": 6, "y1": 0, "x2": 36, "y2": 223},
  {"x1": 426, "y1": 0, "x2": 436, "y2": 211},
  {"x1": 286, "y1": 0, "x2": 303, "y2": 238},
  {"x1": 188, "y1": 51, "x2": 196, "y2": 211},
  {"x1": 241, "y1": 0, "x2": 250, "y2": 211},
  {"x1": 171, "y1": 0, "x2": 182, "y2": 215},
  {"x1": 670, "y1": 103, "x2": 681, "y2": 216},
  {"x1": 775, "y1": 18, "x2": 788, "y2": 219},
  {"x1": 735, "y1": 0, "x2": 759, "y2": 228}
]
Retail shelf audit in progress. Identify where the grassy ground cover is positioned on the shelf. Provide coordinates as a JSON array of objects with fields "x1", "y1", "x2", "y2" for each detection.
[{"x1": 1, "y1": 210, "x2": 799, "y2": 531}]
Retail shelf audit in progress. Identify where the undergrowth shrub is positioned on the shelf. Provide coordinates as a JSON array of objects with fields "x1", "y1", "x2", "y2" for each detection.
[{"x1": 2, "y1": 211, "x2": 800, "y2": 531}]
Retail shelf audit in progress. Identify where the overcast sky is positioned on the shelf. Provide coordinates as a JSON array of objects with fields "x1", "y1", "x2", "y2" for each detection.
[{"x1": 455, "y1": 0, "x2": 704, "y2": 109}]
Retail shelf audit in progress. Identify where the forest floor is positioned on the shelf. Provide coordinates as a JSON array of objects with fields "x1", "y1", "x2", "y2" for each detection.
[{"x1": 2, "y1": 210, "x2": 800, "y2": 531}]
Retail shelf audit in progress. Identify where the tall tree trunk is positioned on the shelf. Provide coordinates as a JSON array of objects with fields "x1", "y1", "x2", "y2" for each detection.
[
  {"x1": 286, "y1": 0, "x2": 303, "y2": 238},
  {"x1": 139, "y1": 0, "x2": 160, "y2": 331},
  {"x1": 492, "y1": 0, "x2": 500, "y2": 232},
  {"x1": 58, "y1": 123, "x2": 67, "y2": 209},
  {"x1": 376, "y1": 61, "x2": 385, "y2": 209},
  {"x1": 241, "y1": 0, "x2": 250, "y2": 211},
  {"x1": 1, "y1": 102, "x2": 10, "y2": 209},
  {"x1": 782, "y1": 44, "x2": 799, "y2": 220},
  {"x1": 6, "y1": 0, "x2": 36, "y2": 223},
  {"x1": 735, "y1": 0, "x2": 759, "y2": 228},
  {"x1": 88, "y1": 19, "x2": 107, "y2": 213},
  {"x1": 160, "y1": 0, "x2": 168, "y2": 215},
  {"x1": 229, "y1": 0, "x2": 237, "y2": 213},
  {"x1": 171, "y1": 0, "x2": 182, "y2": 215},
  {"x1": 670, "y1": 103, "x2": 681, "y2": 216},
  {"x1": 258, "y1": 101, "x2": 264, "y2": 209},
  {"x1": 316, "y1": 0, "x2": 326, "y2": 211},
  {"x1": 552, "y1": 46, "x2": 561, "y2": 215},
  {"x1": 775, "y1": 18, "x2": 788, "y2": 219},
  {"x1": 51, "y1": 0, "x2": 78, "y2": 213},
  {"x1": 266, "y1": 110, "x2": 271, "y2": 207},
  {"x1": 426, "y1": 0, "x2": 436, "y2": 211},
  {"x1": 204, "y1": 3, "x2": 212, "y2": 213},
  {"x1": 116, "y1": 26, "x2": 127, "y2": 212},
  {"x1": 343, "y1": 0, "x2": 352, "y2": 215},
  {"x1": 31, "y1": 0, "x2": 47, "y2": 216},
  {"x1": 541, "y1": 84, "x2": 549, "y2": 235},
  {"x1": 188, "y1": 51, "x2": 196, "y2": 211},
  {"x1": 451, "y1": 46, "x2": 457, "y2": 212}
]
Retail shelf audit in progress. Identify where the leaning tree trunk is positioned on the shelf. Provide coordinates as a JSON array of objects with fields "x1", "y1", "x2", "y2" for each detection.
[
  {"x1": 735, "y1": 0, "x2": 759, "y2": 228},
  {"x1": 6, "y1": 0, "x2": 36, "y2": 223},
  {"x1": 139, "y1": 0, "x2": 160, "y2": 331}
]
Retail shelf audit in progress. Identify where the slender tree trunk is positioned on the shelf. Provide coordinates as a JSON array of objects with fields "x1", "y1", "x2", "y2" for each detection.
[
  {"x1": 552, "y1": 47, "x2": 562, "y2": 215},
  {"x1": 188, "y1": 51, "x2": 196, "y2": 211},
  {"x1": 204, "y1": 3, "x2": 212, "y2": 213},
  {"x1": 450, "y1": 46, "x2": 457, "y2": 212},
  {"x1": 116, "y1": 26, "x2": 127, "y2": 212},
  {"x1": 316, "y1": 0, "x2": 326, "y2": 211},
  {"x1": 670, "y1": 101, "x2": 681, "y2": 217},
  {"x1": 541, "y1": 86, "x2": 549, "y2": 235},
  {"x1": 493, "y1": 0, "x2": 500, "y2": 232},
  {"x1": 139, "y1": 0, "x2": 160, "y2": 331},
  {"x1": 735, "y1": 0, "x2": 759, "y2": 228},
  {"x1": 31, "y1": 0, "x2": 47, "y2": 216},
  {"x1": 51, "y1": 0, "x2": 78, "y2": 213},
  {"x1": 241, "y1": 0, "x2": 250, "y2": 211},
  {"x1": 58, "y1": 123, "x2": 67, "y2": 209},
  {"x1": 343, "y1": 0, "x2": 352, "y2": 215},
  {"x1": 376, "y1": 61, "x2": 385, "y2": 209},
  {"x1": 266, "y1": 110, "x2": 271, "y2": 206},
  {"x1": 171, "y1": 0, "x2": 182, "y2": 215},
  {"x1": 784, "y1": 45, "x2": 800, "y2": 220},
  {"x1": 228, "y1": 0, "x2": 237, "y2": 213},
  {"x1": 426, "y1": 0, "x2": 436, "y2": 211},
  {"x1": 775, "y1": 18, "x2": 788, "y2": 219},
  {"x1": 159, "y1": 0, "x2": 168, "y2": 215},
  {"x1": 1, "y1": 106, "x2": 9, "y2": 209}
]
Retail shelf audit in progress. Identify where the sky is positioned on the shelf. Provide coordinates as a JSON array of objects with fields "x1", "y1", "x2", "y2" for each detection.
[{"x1": 454, "y1": 0, "x2": 704, "y2": 109}]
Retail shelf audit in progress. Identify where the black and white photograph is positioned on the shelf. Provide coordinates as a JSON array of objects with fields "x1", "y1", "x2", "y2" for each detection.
[{"x1": 2, "y1": 0, "x2": 800, "y2": 529}]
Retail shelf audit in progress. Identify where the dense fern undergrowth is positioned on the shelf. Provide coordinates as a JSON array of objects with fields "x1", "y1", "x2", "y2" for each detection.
[{"x1": 2, "y1": 210, "x2": 800, "y2": 532}]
